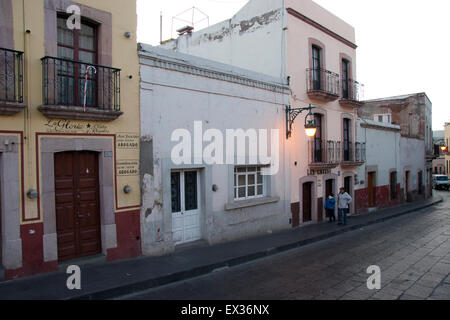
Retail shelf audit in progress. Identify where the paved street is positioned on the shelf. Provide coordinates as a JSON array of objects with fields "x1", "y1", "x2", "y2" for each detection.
[{"x1": 122, "y1": 191, "x2": 450, "y2": 300}]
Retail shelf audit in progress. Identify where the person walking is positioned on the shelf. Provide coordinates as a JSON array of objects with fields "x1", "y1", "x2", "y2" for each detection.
[
  {"x1": 337, "y1": 187, "x2": 352, "y2": 225},
  {"x1": 324, "y1": 193, "x2": 336, "y2": 223}
]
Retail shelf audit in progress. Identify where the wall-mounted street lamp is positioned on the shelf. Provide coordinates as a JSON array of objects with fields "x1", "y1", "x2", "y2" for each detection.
[
  {"x1": 286, "y1": 104, "x2": 317, "y2": 139},
  {"x1": 441, "y1": 146, "x2": 448, "y2": 153}
]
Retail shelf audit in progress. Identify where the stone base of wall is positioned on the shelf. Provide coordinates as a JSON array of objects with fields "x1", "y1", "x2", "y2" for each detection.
[
  {"x1": 355, "y1": 184, "x2": 401, "y2": 214},
  {"x1": 5, "y1": 210, "x2": 141, "y2": 280},
  {"x1": 107, "y1": 210, "x2": 141, "y2": 261},
  {"x1": 5, "y1": 223, "x2": 58, "y2": 280}
]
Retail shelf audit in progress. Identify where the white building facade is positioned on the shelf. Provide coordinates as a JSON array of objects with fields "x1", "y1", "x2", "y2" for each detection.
[
  {"x1": 138, "y1": 45, "x2": 291, "y2": 255},
  {"x1": 161, "y1": 0, "x2": 366, "y2": 226},
  {"x1": 356, "y1": 93, "x2": 433, "y2": 212},
  {"x1": 355, "y1": 120, "x2": 402, "y2": 213}
]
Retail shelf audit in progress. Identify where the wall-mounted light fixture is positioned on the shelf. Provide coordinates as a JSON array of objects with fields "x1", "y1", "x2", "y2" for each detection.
[
  {"x1": 212, "y1": 184, "x2": 219, "y2": 192},
  {"x1": 286, "y1": 104, "x2": 317, "y2": 139},
  {"x1": 27, "y1": 189, "x2": 38, "y2": 199},
  {"x1": 123, "y1": 185, "x2": 132, "y2": 194},
  {"x1": 124, "y1": 32, "x2": 131, "y2": 38}
]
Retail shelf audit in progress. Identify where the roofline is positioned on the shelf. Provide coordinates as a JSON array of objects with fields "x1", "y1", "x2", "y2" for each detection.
[
  {"x1": 138, "y1": 43, "x2": 290, "y2": 94},
  {"x1": 286, "y1": 7, "x2": 357, "y2": 49},
  {"x1": 364, "y1": 92, "x2": 431, "y2": 104}
]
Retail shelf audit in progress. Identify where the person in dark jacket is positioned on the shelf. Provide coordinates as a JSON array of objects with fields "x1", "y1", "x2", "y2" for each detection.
[{"x1": 324, "y1": 193, "x2": 336, "y2": 223}]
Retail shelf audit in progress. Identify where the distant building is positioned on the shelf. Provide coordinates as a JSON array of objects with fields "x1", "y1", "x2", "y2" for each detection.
[
  {"x1": 355, "y1": 119, "x2": 401, "y2": 213},
  {"x1": 432, "y1": 130, "x2": 445, "y2": 175},
  {"x1": 445, "y1": 123, "x2": 450, "y2": 178},
  {"x1": 356, "y1": 93, "x2": 433, "y2": 210}
]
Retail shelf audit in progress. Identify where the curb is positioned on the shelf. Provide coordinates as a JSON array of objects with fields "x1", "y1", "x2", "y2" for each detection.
[{"x1": 71, "y1": 196, "x2": 444, "y2": 300}]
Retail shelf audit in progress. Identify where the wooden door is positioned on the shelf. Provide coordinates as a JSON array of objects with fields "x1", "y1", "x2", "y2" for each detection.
[
  {"x1": 326, "y1": 179, "x2": 333, "y2": 198},
  {"x1": 302, "y1": 182, "x2": 312, "y2": 222},
  {"x1": 405, "y1": 171, "x2": 410, "y2": 200},
  {"x1": 418, "y1": 171, "x2": 423, "y2": 195},
  {"x1": 368, "y1": 172, "x2": 375, "y2": 207},
  {"x1": 54, "y1": 151, "x2": 101, "y2": 262}
]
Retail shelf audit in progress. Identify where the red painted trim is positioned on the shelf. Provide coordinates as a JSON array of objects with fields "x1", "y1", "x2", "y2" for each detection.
[
  {"x1": 5, "y1": 222, "x2": 58, "y2": 280},
  {"x1": 287, "y1": 7, "x2": 357, "y2": 49},
  {"x1": 0, "y1": 130, "x2": 26, "y2": 223},
  {"x1": 107, "y1": 209, "x2": 141, "y2": 261},
  {"x1": 34, "y1": 132, "x2": 139, "y2": 223}
]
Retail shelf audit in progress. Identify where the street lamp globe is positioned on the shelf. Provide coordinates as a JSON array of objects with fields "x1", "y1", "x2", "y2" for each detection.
[{"x1": 304, "y1": 110, "x2": 317, "y2": 137}]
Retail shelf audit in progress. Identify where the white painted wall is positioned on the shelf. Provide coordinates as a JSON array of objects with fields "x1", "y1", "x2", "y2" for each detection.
[
  {"x1": 161, "y1": 0, "x2": 286, "y2": 79},
  {"x1": 356, "y1": 119, "x2": 401, "y2": 188},
  {"x1": 400, "y1": 136, "x2": 426, "y2": 191},
  {"x1": 139, "y1": 45, "x2": 291, "y2": 255},
  {"x1": 160, "y1": 0, "x2": 361, "y2": 217}
]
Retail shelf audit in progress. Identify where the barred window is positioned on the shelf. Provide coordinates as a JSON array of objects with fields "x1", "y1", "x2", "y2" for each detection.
[{"x1": 234, "y1": 166, "x2": 264, "y2": 200}]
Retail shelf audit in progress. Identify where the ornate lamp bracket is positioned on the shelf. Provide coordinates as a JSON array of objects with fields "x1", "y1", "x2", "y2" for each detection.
[{"x1": 286, "y1": 104, "x2": 316, "y2": 139}]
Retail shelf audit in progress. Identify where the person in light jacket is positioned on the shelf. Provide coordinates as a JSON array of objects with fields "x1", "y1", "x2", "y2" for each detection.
[
  {"x1": 337, "y1": 187, "x2": 352, "y2": 225},
  {"x1": 324, "y1": 193, "x2": 336, "y2": 223}
]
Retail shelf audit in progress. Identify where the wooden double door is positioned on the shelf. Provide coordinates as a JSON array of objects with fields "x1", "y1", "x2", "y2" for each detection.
[
  {"x1": 54, "y1": 151, "x2": 101, "y2": 262},
  {"x1": 303, "y1": 182, "x2": 313, "y2": 222}
]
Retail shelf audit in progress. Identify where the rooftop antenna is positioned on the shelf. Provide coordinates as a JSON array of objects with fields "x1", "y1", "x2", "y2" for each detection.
[
  {"x1": 160, "y1": 11, "x2": 163, "y2": 44},
  {"x1": 171, "y1": 6, "x2": 209, "y2": 38}
]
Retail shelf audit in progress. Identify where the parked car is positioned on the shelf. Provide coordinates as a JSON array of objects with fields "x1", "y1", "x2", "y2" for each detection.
[{"x1": 432, "y1": 174, "x2": 450, "y2": 190}]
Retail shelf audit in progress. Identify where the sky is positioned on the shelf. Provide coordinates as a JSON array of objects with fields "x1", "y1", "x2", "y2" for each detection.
[{"x1": 137, "y1": 0, "x2": 450, "y2": 130}]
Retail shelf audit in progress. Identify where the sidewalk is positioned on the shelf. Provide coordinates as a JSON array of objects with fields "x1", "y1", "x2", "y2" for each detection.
[{"x1": 0, "y1": 195, "x2": 443, "y2": 300}]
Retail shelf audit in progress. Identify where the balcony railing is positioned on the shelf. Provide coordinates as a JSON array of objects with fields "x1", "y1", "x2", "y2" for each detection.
[
  {"x1": 306, "y1": 68, "x2": 340, "y2": 101},
  {"x1": 341, "y1": 141, "x2": 366, "y2": 166},
  {"x1": 340, "y1": 79, "x2": 364, "y2": 108},
  {"x1": 39, "y1": 56, "x2": 122, "y2": 121},
  {"x1": 0, "y1": 48, "x2": 24, "y2": 114},
  {"x1": 308, "y1": 140, "x2": 341, "y2": 168}
]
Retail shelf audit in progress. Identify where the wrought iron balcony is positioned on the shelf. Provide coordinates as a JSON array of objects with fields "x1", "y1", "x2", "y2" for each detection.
[
  {"x1": 341, "y1": 141, "x2": 366, "y2": 167},
  {"x1": 0, "y1": 48, "x2": 25, "y2": 115},
  {"x1": 38, "y1": 56, "x2": 122, "y2": 122},
  {"x1": 306, "y1": 68, "x2": 340, "y2": 102},
  {"x1": 308, "y1": 140, "x2": 341, "y2": 169},
  {"x1": 339, "y1": 79, "x2": 364, "y2": 108}
]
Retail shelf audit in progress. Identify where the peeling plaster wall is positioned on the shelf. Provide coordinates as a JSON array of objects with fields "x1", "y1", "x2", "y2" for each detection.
[
  {"x1": 139, "y1": 47, "x2": 291, "y2": 255},
  {"x1": 161, "y1": 0, "x2": 285, "y2": 79}
]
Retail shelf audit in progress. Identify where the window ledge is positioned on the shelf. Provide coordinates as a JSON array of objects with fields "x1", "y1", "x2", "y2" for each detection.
[
  {"x1": 38, "y1": 105, "x2": 123, "y2": 122},
  {"x1": 225, "y1": 196, "x2": 280, "y2": 211},
  {"x1": 0, "y1": 101, "x2": 26, "y2": 115}
]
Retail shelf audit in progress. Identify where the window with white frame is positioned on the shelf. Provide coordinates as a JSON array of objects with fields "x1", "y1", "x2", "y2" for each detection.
[
  {"x1": 234, "y1": 166, "x2": 264, "y2": 200},
  {"x1": 374, "y1": 114, "x2": 392, "y2": 124}
]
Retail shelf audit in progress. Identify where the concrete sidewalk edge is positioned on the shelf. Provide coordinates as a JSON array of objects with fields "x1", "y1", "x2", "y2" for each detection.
[{"x1": 71, "y1": 195, "x2": 444, "y2": 300}]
